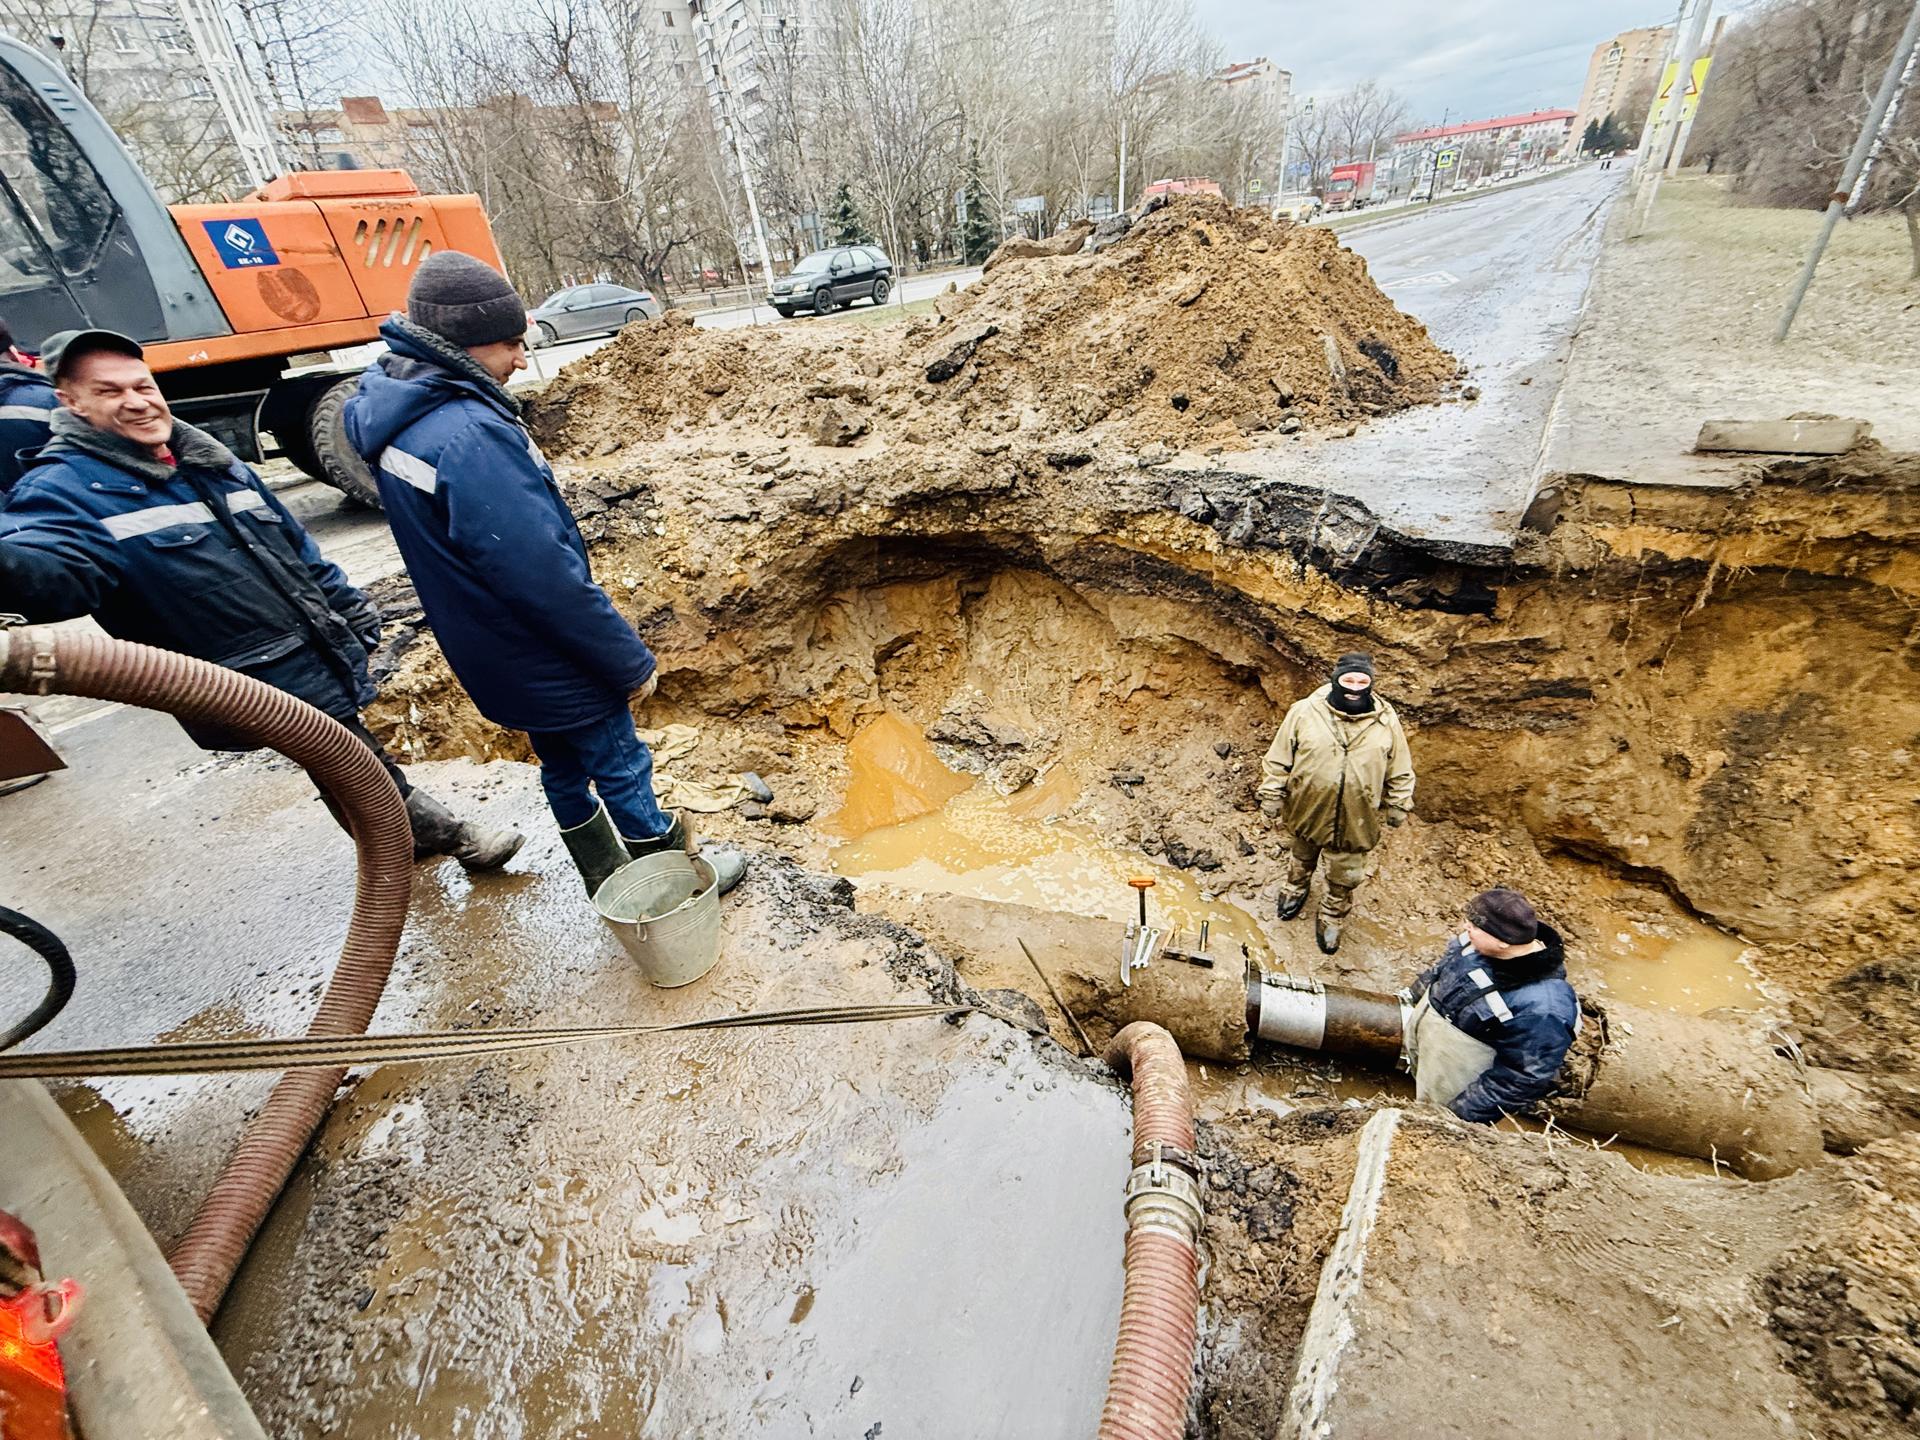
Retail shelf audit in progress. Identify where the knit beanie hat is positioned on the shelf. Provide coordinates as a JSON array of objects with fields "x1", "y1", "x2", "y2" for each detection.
[
  {"x1": 1330, "y1": 653, "x2": 1375, "y2": 685},
  {"x1": 1467, "y1": 888, "x2": 1539, "y2": 945},
  {"x1": 406, "y1": 252, "x2": 527, "y2": 347}
]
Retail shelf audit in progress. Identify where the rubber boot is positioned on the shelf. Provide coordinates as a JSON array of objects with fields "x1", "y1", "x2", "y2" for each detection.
[
  {"x1": 406, "y1": 790, "x2": 526, "y2": 872},
  {"x1": 701, "y1": 847, "x2": 749, "y2": 897},
  {"x1": 1276, "y1": 851, "x2": 1313, "y2": 921},
  {"x1": 559, "y1": 803, "x2": 630, "y2": 899},
  {"x1": 1316, "y1": 883, "x2": 1356, "y2": 956},
  {"x1": 623, "y1": 813, "x2": 747, "y2": 898},
  {"x1": 620, "y1": 811, "x2": 688, "y2": 860}
]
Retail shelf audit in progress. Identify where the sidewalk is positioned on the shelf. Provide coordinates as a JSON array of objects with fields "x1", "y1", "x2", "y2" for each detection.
[{"x1": 1538, "y1": 174, "x2": 1920, "y2": 492}]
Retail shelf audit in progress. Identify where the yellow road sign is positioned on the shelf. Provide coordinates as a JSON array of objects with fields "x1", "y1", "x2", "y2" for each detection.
[{"x1": 1652, "y1": 55, "x2": 1714, "y2": 125}]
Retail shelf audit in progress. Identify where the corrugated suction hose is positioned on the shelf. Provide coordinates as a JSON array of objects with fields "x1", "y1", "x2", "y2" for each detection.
[
  {"x1": 1100, "y1": 1022, "x2": 1203, "y2": 1440},
  {"x1": 0, "y1": 627, "x2": 411, "y2": 1322}
]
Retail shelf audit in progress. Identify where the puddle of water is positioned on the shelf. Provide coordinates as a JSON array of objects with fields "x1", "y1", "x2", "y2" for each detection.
[
  {"x1": 829, "y1": 712, "x2": 1270, "y2": 957},
  {"x1": 822, "y1": 710, "x2": 973, "y2": 837},
  {"x1": 834, "y1": 783, "x2": 1272, "y2": 958},
  {"x1": 1583, "y1": 922, "x2": 1760, "y2": 1015}
]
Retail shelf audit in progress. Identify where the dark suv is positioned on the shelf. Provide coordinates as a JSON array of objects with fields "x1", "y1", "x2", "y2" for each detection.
[{"x1": 768, "y1": 244, "x2": 894, "y2": 317}]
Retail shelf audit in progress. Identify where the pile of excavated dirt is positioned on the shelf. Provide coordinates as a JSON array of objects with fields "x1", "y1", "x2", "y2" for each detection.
[
  {"x1": 530, "y1": 196, "x2": 1459, "y2": 461},
  {"x1": 359, "y1": 257, "x2": 1920, "y2": 1436}
]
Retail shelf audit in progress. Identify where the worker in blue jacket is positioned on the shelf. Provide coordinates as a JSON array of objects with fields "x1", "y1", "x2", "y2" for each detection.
[
  {"x1": 342, "y1": 252, "x2": 743, "y2": 900},
  {"x1": 1403, "y1": 888, "x2": 1579, "y2": 1123},
  {"x1": 0, "y1": 328, "x2": 523, "y2": 869},
  {"x1": 0, "y1": 318, "x2": 56, "y2": 493}
]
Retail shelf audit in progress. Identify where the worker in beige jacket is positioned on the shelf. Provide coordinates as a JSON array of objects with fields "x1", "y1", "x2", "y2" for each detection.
[{"x1": 1257, "y1": 653, "x2": 1415, "y2": 954}]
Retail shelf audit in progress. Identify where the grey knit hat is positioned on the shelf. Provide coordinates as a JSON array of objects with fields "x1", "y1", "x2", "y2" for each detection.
[{"x1": 406, "y1": 251, "x2": 527, "y2": 347}]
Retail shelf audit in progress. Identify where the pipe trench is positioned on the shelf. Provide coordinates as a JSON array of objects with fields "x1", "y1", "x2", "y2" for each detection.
[
  {"x1": 1246, "y1": 965, "x2": 1834, "y2": 1179},
  {"x1": 0, "y1": 628, "x2": 412, "y2": 1321},
  {"x1": 1099, "y1": 1022, "x2": 1203, "y2": 1440}
]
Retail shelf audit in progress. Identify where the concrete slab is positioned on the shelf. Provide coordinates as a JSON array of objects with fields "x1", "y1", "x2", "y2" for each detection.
[{"x1": 1277, "y1": 1112, "x2": 1838, "y2": 1440}]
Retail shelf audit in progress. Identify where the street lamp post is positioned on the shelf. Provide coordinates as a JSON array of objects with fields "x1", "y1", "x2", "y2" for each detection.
[{"x1": 700, "y1": 13, "x2": 777, "y2": 295}]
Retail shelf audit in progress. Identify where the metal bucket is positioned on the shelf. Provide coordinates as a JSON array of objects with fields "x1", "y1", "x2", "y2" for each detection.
[{"x1": 593, "y1": 852, "x2": 722, "y2": 988}]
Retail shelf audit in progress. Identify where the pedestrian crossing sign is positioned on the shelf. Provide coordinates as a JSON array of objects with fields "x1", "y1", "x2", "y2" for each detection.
[{"x1": 1436, "y1": 149, "x2": 1459, "y2": 170}]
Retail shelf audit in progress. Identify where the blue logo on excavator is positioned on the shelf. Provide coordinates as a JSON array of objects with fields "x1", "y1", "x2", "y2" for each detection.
[{"x1": 203, "y1": 218, "x2": 280, "y2": 269}]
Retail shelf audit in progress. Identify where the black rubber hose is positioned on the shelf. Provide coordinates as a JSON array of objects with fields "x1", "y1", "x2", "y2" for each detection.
[{"x1": 0, "y1": 906, "x2": 76, "y2": 1050}]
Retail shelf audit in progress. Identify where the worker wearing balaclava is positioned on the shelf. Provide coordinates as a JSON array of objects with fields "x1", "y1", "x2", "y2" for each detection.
[{"x1": 1255, "y1": 653, "x2": 1416, "y2": 954}]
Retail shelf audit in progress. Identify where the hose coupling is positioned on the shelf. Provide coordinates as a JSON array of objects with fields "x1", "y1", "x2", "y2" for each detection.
[
  {"x1": 0, "y1": 626, "x2": 59, "y2": 694},
  {"x1": 1122, "y1": 1144, "x2": 1204, "y2": 1244}
]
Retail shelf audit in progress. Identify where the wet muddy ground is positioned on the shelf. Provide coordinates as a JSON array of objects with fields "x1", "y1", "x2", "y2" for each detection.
[
  {"x1": 4, "y1": 711, "x2": 1135, "y2": 1437},
  {"x1": 7, "y1": 180, "x2": 1920, "y2": 1438}
]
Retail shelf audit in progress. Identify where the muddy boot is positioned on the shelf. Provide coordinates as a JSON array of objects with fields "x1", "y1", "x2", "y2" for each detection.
[
  {"x1": 1316, "y1": 884, "x2": 1355, "y2": 956},
  {"x1": 560, "y1": 803, "x2": 630, "y2": 899},
  {"x1": 702, "y1": 846, "x2": 748, "y2": 897},
  {"x1": 406, "y1": 790, "x2": 526, "y2": 871},
  {"x1": 1276, "y1": 852, "x2": 1313, "y2": 921}
]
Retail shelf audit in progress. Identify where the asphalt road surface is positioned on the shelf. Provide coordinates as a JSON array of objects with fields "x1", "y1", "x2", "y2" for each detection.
[
  {"x1": 1344, "y1": 165, "x2": 1622, "y2": 393},
  {"x1": 1237, "y1": 163, "x2": 1628, "y2": 552}
]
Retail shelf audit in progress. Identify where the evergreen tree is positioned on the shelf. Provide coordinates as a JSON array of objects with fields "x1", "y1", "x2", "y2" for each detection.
[
  {"x1": 960, "y1": 145, "x2": 995, "y2": 265},
  {"x1": 827, "y1": 183, "x2": 869, "y2": 245},
  {"x1": 1581, "y1": 119, "x2": 1601, "y2": 154}
]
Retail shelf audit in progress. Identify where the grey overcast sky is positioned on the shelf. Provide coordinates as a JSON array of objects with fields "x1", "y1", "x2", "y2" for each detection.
[{"x1": 1191, "y1": 1, "x2": 1736, "y2": 122}]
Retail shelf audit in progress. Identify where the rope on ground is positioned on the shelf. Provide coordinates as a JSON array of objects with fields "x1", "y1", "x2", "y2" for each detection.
[{"x1": 0, "y1": 1003, "x2": 981, "y2": 1078}]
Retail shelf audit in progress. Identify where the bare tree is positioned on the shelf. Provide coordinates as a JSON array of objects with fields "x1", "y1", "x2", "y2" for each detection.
[
  {"x1": 234, "y1": 0, "x2": 358, "y2": 168},
  {"x1": 1325, "y1": 79, "x2": 1410, "y2": 167},
  {"x1": 1685, "y1": 0, "x2": 1920, "y2": 277}
]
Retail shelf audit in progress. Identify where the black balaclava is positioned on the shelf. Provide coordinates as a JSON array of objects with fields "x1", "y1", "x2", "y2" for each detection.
[{"x1": 1328, "y1": 652, "x2": 1375, "y2": 715}]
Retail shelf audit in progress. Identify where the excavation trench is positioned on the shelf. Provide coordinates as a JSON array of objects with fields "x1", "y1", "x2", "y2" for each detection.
[{"x1": 358, "y1": 450, "x2": 1920, "y2": 1439}]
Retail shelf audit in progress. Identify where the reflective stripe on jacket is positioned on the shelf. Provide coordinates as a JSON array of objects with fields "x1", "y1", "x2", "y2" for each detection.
[
  {"x1": 1408, "y1": 924, "x2": 1578, "y2": 1123},
  {"x1": 0, "y1": 422, "x2": 378, "y2": 746},
  {"x1": 342, "y1": 317, "x2": 656, "y2": 733},
  {"x1": 0, "y1": 366, "x2": 57, "y2": 494}
]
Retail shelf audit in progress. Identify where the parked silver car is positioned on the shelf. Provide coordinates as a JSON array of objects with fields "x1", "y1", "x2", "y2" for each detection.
[{"x1": 527, "y1": 283, "x2": 660, "y2": 347}]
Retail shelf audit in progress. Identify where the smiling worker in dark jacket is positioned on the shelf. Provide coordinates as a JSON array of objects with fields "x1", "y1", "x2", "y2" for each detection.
[
  {"x1": 343, "y1": 252, "x2": 743, "y2": 899},
  {"x1": 1403, "y1": 888, "x2": 1579, "y2": 1123},
  {"x1": 0, "y1": 328, "x2": 523, "y2": 869}
]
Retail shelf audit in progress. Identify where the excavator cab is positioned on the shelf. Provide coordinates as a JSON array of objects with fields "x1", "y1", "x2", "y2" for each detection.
[
  {"x1": 0, "y1": 34, "x2": 508, "y2": 507},
  {"x1": 0, "y1": 38, "x2": 227, "y2": 352}
]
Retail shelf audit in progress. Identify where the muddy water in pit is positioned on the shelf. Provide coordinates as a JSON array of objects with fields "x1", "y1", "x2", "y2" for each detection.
[
  {"x1": 828, "y1": 717, "x2": 1745, "y2": 1179},
  {"x1": 829, "y1": 716, "x2": 1759, "y2": 1018}
]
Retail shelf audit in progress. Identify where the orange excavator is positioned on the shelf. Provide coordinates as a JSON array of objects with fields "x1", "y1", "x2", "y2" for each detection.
[{"x1": 0, "y1": 35, "x2": 509, "y2": 506}]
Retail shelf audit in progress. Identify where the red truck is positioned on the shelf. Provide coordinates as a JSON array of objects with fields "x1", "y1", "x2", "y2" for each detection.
[{"x1": 1324, "y1": 162, "x2": 1378, "y2": 212}]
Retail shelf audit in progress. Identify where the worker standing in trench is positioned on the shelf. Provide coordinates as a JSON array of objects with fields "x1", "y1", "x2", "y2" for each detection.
[
  {"x1": 1257, "y1": 653, "x2": 1415, "y2": 954},
  {"x1": 342, "y1": 253, "x2": 744, "y2": 901},
  {"x1": 0, "y1": 329, "x2": 525, "y2": 868},
  {"x1": 1402, "y1": 888, "x2": 1579, "y2": 1123}
]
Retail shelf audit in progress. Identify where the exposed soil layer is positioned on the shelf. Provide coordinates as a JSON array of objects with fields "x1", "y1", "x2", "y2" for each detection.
[
  {"x1": 350, "y1": 201, "x2": 1920, "y2": 1436},
  {"x1": 529, "y1": 195, "x2": 1459, "y2": 462},
  {"x1": 1200, "y1": 1110, "x2": 1920, "y2": 1440}
]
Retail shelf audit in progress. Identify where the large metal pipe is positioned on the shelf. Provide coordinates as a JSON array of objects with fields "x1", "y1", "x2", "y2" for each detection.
[
  {"x1": 0, "y1": 628, "x2": 412, "y2": 1320},
  {"x1": 1248, "y1": 970, "x2": 1405, "y2": 1063},
  {"x1": 1244, "y1": 965, "x2": 1837, "y2": 1179},
  {"x1": 1099, "y1": 1022, "x2": 1203, "y2": 1440}
]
